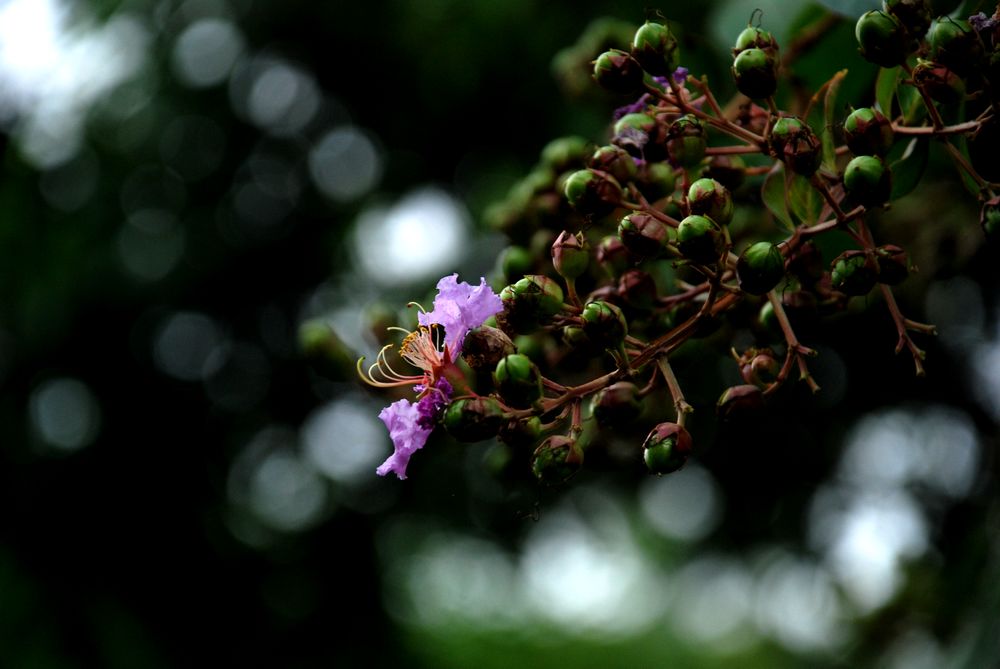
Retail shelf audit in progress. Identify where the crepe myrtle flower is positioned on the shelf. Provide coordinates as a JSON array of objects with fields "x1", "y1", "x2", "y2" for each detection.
[{"x1": 358, "y1": 274, "x2": 503, "y2": 479}]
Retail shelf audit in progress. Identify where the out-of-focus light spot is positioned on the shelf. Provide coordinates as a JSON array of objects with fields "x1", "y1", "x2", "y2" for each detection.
[
  {"x1": 248, "y1": 62, "x2": 319, "y2": 134},
  {"x1": 669, "y1": 556, "x2": 756, "y2": 653},
  {"x1": 752, "y1": 551, "x2": 845, "y2": 652},
  {"x1": 880, "y1": 629, "x2": 947, "y2": 669},
  {"x1": 121, "y1": 164, "x2": 187, "y2": 214},
  {"x1": 639, "y1": 464, "x2": 721, "y2": 542},
  {"x1": 354, "y1": 188, "x2": 469, "y2": 286},
  {"x1": 38, "y1": 150, "x2": 100, "y2": 212},
  {"x1": 159, "y1": 115, "x2": 226, "y2": 181},
  {"x1": 152, "y1": 312, "x2": 223, "y2": 381},
  {"x1": 973, "y1": 340, "x2": 1000, "y2": 421},
  {"x1": 171, "y1": 18, "x2": 244, "y2": 88},
  {"x1": 202, "y1": 342, "x2": 271, "y2": 412},
  {"x1": 308, "y1": 126, "x2": 383, "y2": 203},
  {"x1": 302, "y1": 395, "x2": 386, "y2": 484},
  {"x1": 117, "y1": 209, "x2": 185, "y2": 281},
  {"x1": 28, "y1": 377, "x2": 100, "y2": 451},
  {"x1": 925, "y1": 276, "x2": 984, "y2": 354}
]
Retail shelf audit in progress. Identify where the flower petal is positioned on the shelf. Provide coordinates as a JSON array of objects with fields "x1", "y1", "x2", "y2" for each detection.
[
  {"x1": 376, "y1": 398, "x2": 434, "y2": 480},
  {"x1": 418, "y1": 274, "x2": 503, "y2": 355}
]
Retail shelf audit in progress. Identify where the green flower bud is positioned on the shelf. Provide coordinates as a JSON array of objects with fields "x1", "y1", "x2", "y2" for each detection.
[
  {"x1": 564, "y1": 168, "x2": 622, "y2": 218},
  {"x1": 928, "y1": 18, "x2": 982, "y2": 76},
  {"x1": 770, "y1": 116, "x2": 821, "y2": 176},
  {"x1": 462, "y1": 326, "x2": 516, "y2": 372},
  {"x1": 884, "y1": 0, "x2": 932, "y2": 42},
  {"x1": 677, "y1": 214, "x2": 723, "y2": 264},
  {"x1": 831, "y1": 250, "x2": 878, "y2": 296},
  {"x1": 596, "y1": 235, "x2": 632, "y2": 277},
  {"x1": 843, "y1": 107, "x2": 894, "y2": 156},
  {"x1": 531, "y1": 435, "x2": 583, "y2": 484},
  {"x1": 551, "y1": 230, "x2": 590, "y2": 280},
  {"x1": 631, "y1": 21, "x2": 680, "y2": 76},
  {"x1": 737, "y1": 241, "x2": 785, "y2": 295},
  {"x1": 733, "y1": 25, "x2": 779, "y2": 56},
  {"x1": 666, "y1": 115, "x2": 706, "y2": 168},
  {"x1": 590, "y1": 144, "x2": 638, "y2": 184},
  {"x1": 642, "y1": 422, "x2": 693, "y2": 474},
  {"x1": 593, "y1": 48, "x2": 644, "y2": 94},
  {"x1": 618, "y1": 268, "x2": 658, "y2": 310},
  {"x1": 844, "y1": 155, "x2": 892, "y2": 207},
  {"x1": 732, "y1": 47, "x2": 778, "y2": 99},
  {"x1": 618, "y1": 212, "x2": 670, "y2": 259},
  {"x1": 912, "y1": 59, "x2": 965, "y2": 104},
  {"x1": 874, "y1": 244, "x2": 910, "y2": 285},
  {"x1": 717, "y1": 384, "x2": 765, "y2": 420},
  {"x1": 581, "y1": 300, "x2": 628, "y2": 350},
  {"x1": 562, "y1": 324, "x2": 590, "y2": 347},
  {"x1": 493, "y1": 353, "x2": 544, "y2": 409},
  {"x1": 592, "y1": 381, "x2": 643, "y2": 427},
  {"x1": 498, "y1": 415, "x2": 542, "y2": 449},
  {"x1": 704, "y1": 154, "x2": 746, "y2": 191},
  {"x1": 498, "y1": 245, "x2": 533, "y2": 283},
  {"x1": 856, "y1": 11, "x2": 909, "y2": 68},
  {"x1": 540, "y1": 136, "x2": 591, "y2": 173},
  {"x1": 499, "y1": 275, "x2": 565, "y2": 334},
  {"x1": 635, "y1": 161, "x2": 676, "y2": 202},
  {"x1": 981, "y1": 195, "x2": 1000, "y2": 238},
  {"x1": 688, "y1": 178, "x2": 734, "y2": 226},
  {"x1": 443, "y1": 397, "x2": 506, "y2": 442},
  {"x1": 757, "y1": 299, "x2": 778, "y2": 334}
]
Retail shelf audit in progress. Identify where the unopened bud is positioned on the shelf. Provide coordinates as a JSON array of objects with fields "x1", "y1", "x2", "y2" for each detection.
[
  {"x1": 635, "y1": 161, "x2": 676, "y2": 202},
  {"x1": 677, "y1": 214, "x2": 723, "y2": 264},
  {"x1": 831, "y1": 250, "x2": 878, "y2": 296},
  {"x1": 618, "y1": 212, "x2": 670, "y2": 259},
  {"x1": 592, "y1": 381, "x2": 642, "y2": 427},
  {"x1": 443, "y1": 397, "x2": 506, "y2": 442},
  {"x1": 844, "y1": 155, "x2": 891, "y2": 207},
  {"x1": 618, "y1": 269, "x2": 658, "y2": 310},
  {"x1": 732, "y1": 47, "x2": 778, "y2": 99},
  {"x1": 593, "y1": 49, "x2": 645, "y2": 94},
  {"x1": 717, "y1": 384, "x2": 765, "y2": 420},
  {"x1": 843, "y1": 107, "x2": 894, "y2": 157},
  {"x1": 667, "y1": 115, "x2": 706, "y2": 168},
  {"x1": 581, "y1": 300, "x2": 628, "y2": 350},
  {"x1": 642, "y1": 422, "x2": 693, "y2": 474},
  {"x1": 856, "y1": 11, "x2": 910, "y2": 68},
  {"x1": 688, "y1": 178, "x2": 734, "y2": 226},
  {"x1": 737, "y1": 241, "x2": 785, "y2": 295},
  {"x1": 564, "y1": 169, "x2": 622, "y2": 218},
  {"x1": 462, "y1": 326, "x2": 516, "y2": 371},
  {"x1": 499, "y1": 275, "x2": 565, "y2": 334},
  {"x1": 590, "y1": 144, "x2": 639, "y2": 184},
  {"x1": 493, "y1": 353, "x2": 544, "y2": 409},
  {"x1": 551, "y1": 230, "x2": 590, "y2": 280},
  {"x1": 631, "y1": 21, "x2": 680, "y2": 76},
  {"x1": 532, "y1": 435, "x2": 583, "y2": 484}
]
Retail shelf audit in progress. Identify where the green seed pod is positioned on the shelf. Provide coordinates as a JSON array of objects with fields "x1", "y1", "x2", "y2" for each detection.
[
  {"x1": 642, "y1": 422, "x2": 693, "y2": 474},
  {"x1": 831, "y1": 251, "x2": 878, "y2": 296},
  {"x1": 732, "y1": 47, "x2": 778, "y2": 99},
  {"x1": 736, "y1": 241, "x2": 785, "y2": 295},
  {"x1": 769, "y1": 117, "x2": 821, "y2": 176},
  {"x1": 493, "y1": 353, "x2": 544, "y2": 409},
  {"x1": 462, "y1": 326, "x2": 516, "y2": 372},
  {"x1": 498, "y1": 245, "x2": 533, "y2": 283},
  {"x1": 498, "y1": 415, "x2": 542, "y2": 451},
  {"x1": 716, "y1": 384, "x2": 765, "y2": 420},
  {"x1": 580, "y1": 300, "x2": 628, "y2": 350},
  {"x1": 592, "y1": 381, "x2": 642, "y2": 427},
  {"x1": 666, "y1": 114, "x2": 706, "y2": 168},
  {"x1": 593, "y1": 48, "x2": 645, "y2": 94},
  {"x1": 596, "y1": 235, "x2": 632, "y2": 277},
  {"x1": 635, "y1": 161, "x2": 676, "y2": 202},
  {"x1": 677, "y1": 214, "x2": 723, "y2": 264},
  {"x1": 618, "y1": 212, "x2": 670, "y2": 259},
  {"x1": 631, "y1": 21, "x2": 680, "y2": 76},
  {"x1": 733, "y1": 25, "x2": 779, "y2": 56},
  {"x1": 562, "y1": 324, "x2": 590, "y2": 347},
  {"x1": 856, "y1": 10, "x2": 910, "y2": 67},
  {"x1": 531, "y1": 435, "x2": 583, "y2": 484},
  {"x1": 590, "y1": 144, "x2": 639, "y2": 185},
  {"x1": 884, "y1": 0, "x2": 932, "y2": 41},
  {"x1": 443, "y1": 397, "x2": 506, "y2": 442},
  {"x1": 563, "y1": 168, "x2": 622, "y2": 218},
  {"x1": 928, "y1": 18, "x2": 982, "y2": 76},
  {"x1": 551, "y1": 230, "x2": 590, "y2": 280},
  {"x1": 843, "y1": 107, "x2": 894, "y2": 156},
  {"x1": 618, "y1": 268, "x2": 658, "y2": 310},
  {"x1": 912, "y1": 59, "x2": 965, "y2": 104},
  {"x1": 981, "y1": 195, "x2": 1000, "y2": 238},
  {"x1": 499, "y1": 275, "x2": 565, "y2": 333},
  {"x1": 844, "y1": 155, "x2": 892, "y2": 207},
  {"x1": 540, "y1": 136, "x2": 591, "y2": 173},
  {"x1": 874, "y1": 245, "x2": 910, "y2": 285},
  {"x1": 688, "y1": 178, "x2": 734, "y2": 226}
]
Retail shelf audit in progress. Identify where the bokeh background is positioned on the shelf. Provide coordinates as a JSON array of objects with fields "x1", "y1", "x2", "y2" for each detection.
[{"x1": 1, "y1": 0, "x2": 999, "y2": 666}]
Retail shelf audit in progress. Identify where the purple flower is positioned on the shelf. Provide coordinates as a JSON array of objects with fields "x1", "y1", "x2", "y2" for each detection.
[
  {"x1": 672, "y1": 66, "x2": 689, "y2": 84},
  {"x1": 613, "y1": 94, "x2": 650, "y2": 121},
  {"x1": 376, "y1": 378, "x2": 453, "y2": 479},
  {"x1": 418, "y1": 274, "x2": 503, "y2": 356}
]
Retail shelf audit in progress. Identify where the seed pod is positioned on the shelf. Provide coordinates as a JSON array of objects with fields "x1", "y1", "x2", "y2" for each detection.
[
  {"x1": 635, "y1": 161, "x2": 676, "y2": 202},
  {"x1": 592, "y1": 381, "x2": 642, "y2": 427},
  {"x1": 677, "y1": 214, "x2": 723, "y2": 264},
  {"x1": 618, "y1": 268, "x2": 658, "y2": 310},
  {"x1": 688, "y1": 177, "x2": 734, "y2": 225},
  {"x1": 856, "y1": 10, "x2": 910, "y2": 68},
  {"x1": 732, "y1": 47, "x2": 778, "y2": 99},
  {"x1": 739, "y1": 347, "x2": 780, "y2": 387},
  {"x1": 581, "y1": 300, "x2": 628, "y2": 350},
  {"x1": 717, "y1": 384, "x2": 765, "y2": 420},
  {"x1": 642, "y1": 422, "x2": 693, "y2": 474},
  {"x1": 590, "y1": 144, "x2": 639, "y2": 184},
  {"x1": 666, "y1": 115, "x2": 706, "y2": 168},
  {"x1": 551, "y1": 230, "x2": 590, "y2": 280},
  {"x1": 541, "y1": 136, "x2": 591, "y2": 172},
  {"x1": 912, "y1": 59, "x2": 965, "y2": 104},
  {"x1": 563, "y1": 168, "x2": 622, "y2": 218},
  {"x1": 593, "y1": 49, "x2": 644, "y2": 94},
  {"x1": 874, "y1": 245, "x2": 910, "y2": 285},
  {"x1": 831, "y1": 250, "x2": 878, "y2": 296},
  {"x1": 733, "y1": 25, "x2": 779, "y2": 57},
  {"x1": 928, "y1": 17, "x2": 982, "y2": 76},
  {"x1": 844, "y1": 155, "x2": 892, "y2": 207},
  {"x1": 498, "y1": 415, "x2": 542, "y2": 449},
  {"x1": 843, "y1": 107, "x2": 894, "y2": 156},
  {"x1": 443, "y1": 397, "x2": 506, "y2": 442},
  {"x1": 613, "y1": 113, "x2": 666, "y2": 161},
  {"x1": 769, "y1": 117, "x2": 821, "y2": 176},
  {"x1": 631, "y1": 21, "x2": 680, "y2": 76},
  {"x1": 532, "y1": 435, "x2": 583, "y2": 484},
  {"x1": 596, "y1": 235, "x2": 632, "y2": 277},
  {"x1": 884, "y1": 0, "x2": 932, "y2": 42},
  {"x1": 499, "y1": 275, "x2": 565, "y2": 334},
  {"x1": 736, "y1": 241, "x2": 785, "y2": 295},
  {"x1": 493, "y1": 353, "x2": 544, "y2": 409},
  {"x1": 462, "y1": 326, "x2": 516, "y2": 372},
  {"x1": 618, "y1": 212, "x2": 670, "y2": 258},
  {"x1": 498, "y1": 245, "x2": 533, "y2": 283}
]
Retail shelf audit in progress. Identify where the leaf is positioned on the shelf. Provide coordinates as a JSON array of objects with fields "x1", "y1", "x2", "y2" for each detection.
[
  {"x1": 953, "y1": 133, "x2": 983, "y2": 197},
  {"x1": 898, "y1": 80, "x2": 926, "y2": 126},
  {"x1": 761, "y1": 163, "x2": 795, "y2": 233},
  {"x1": 788, "y1": 173, "x2": 824, "y2": 225},
  {"x1": 876, "y1": 66, "x2": 901, "y2": 119},
  {"x1": 821, "y1": 69, "x2": 848, "y2": 173},
  {"x1": 889, "y1": 137, "x2": 929, "y2": 200}
]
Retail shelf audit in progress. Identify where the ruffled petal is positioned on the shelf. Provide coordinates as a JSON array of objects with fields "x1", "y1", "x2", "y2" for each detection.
[
  {"x1": 418, "y1": 274, "x2": 503, "y2": 355},
  {"x1": 375, "y1": 398, "x2": 434, "y2": 480}
]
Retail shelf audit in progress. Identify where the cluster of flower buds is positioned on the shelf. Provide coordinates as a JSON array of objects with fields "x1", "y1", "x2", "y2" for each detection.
[{"x1": 361, "y1": 6, "x2": 1000, "y2": 484}]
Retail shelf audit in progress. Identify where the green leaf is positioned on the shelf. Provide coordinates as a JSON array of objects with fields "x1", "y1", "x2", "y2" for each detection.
[
  {"x1": 788, "y1": 174, "x2": 824, "y2": 225},
  {"x1": 876, "y1": 66, "x2": 900, "y2": 118},
  {"x1": 898, "y1": 80, "x2": 927, "y2": 126},
  {"x1": 953, "y1": 134, "x2": 982, "y2": 197},
  {"x1": 761, "y1": 163, "x2": 795, "y2": 233},
  {"x1": 821, "y1": 69, "x2": 848, "y2": 173},
  {"x1": 889, "y1": 137, "x2": 929, "y2": 200}
]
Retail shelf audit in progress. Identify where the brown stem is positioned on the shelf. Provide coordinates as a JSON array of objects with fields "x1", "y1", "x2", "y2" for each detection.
[
  {"x1": 892, "y1": 119, "x2": 982, "y2": 135},
  {"x1": 767, "y1": 291, "x2": 820, "y2": 393},
  {"x1": 878, "y1": 283, "x2": 936, "y2": 377},
  {"x1": 657, "y1": 357, "x2": 693, "y2": 426}
]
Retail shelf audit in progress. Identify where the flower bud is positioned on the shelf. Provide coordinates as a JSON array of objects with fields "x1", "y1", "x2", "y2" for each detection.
[
  {"x1": 732, "y1": 47, "x2": 778, "y2": 99},
  {"x1": 716, "y1": 384, "x2": 765, "y2": 420},
  {"x1": 631, "y1": 21, "x2": 680, "y2": 76},
  {"x1": 843, "y1": 107, "x2": 894, "y2": 157},
  {"x1": 493, "y1": 353, "x2": 544, "y2": 409},
  {"x1": 981, "y1": 195, "x2": 1000, "y2": 238},
  {"x1": 677, "y1": 214, "x2": 723, "y2": 264},
  {"x1": 443, "y1": 397, "x2": 506, "y2": 442},
  {"x1": 618, "y1": 268, "x2": 658, "y2": 310},
  {"x1": 642, "y1": 422, "x2": 693, "y2": 474},
  {"x1": 596, "y1": 235, "x2": 632, "y2": 277},
  {"x1": 593, "y1": 49, "x2": 645, "y2": 94},
  {"x1": 618, "y1": 212, "x2": 670, "y2": 259},
  {"x1": 831, "y1": 250, "x2": 878, "y2": 296},
  {"x1": 498, "y1": 245, "x2": 533, "y2": 283},
  {"x1": 737, "y1": 241, "x2": 785, "y2": 295},
  {"x1": 498, "y1": 415, "x2": 542, "y2": 450},
  {"x1": 462, "y1": 326, "x2": 516, "y2": 371},
  {"x1": 874, "y1": 244, "x2": 910, "y2": 285},
  {"x1": 884, "y1": 0, "x2": 931, "y2": 41},
  {"x1": 541, "y1": 136, "x2": 591, "y2": 173},
  {"x1": 592, "y1": 381, "x2": 643, "y2": 427},
  {"x1": 499, "y1": 275, "x2": 565, "y2": 334},
  {"x1": 590, "y1": 144, "x2": 638, "y2": 185},
  {"x1": 613, "y1": 113, "x2": 666, "y2": 161},
  {"x1": 688, "y1": 178, "x2": 735, "y2": 226},
  {"x1": 635, "y1": 161, "x2": 676, "y2": 202},
  {"x1": 928, "y1": 18, "x2": 982, "y2": 76},
  {"x1": 844, "y1": 155, "x2": 892, "y2": 207},
  {"x1": 856, "y1": 11, "x2": 909, "y2": 68},
  {"x1": 737, "y1": 347, "x2": 779, "y2": 387},
  {"x1": 912, "y1": 59, "x2": 965, "y2": 104},
  {"x1": 551, "y1": 230, "x2": 590, "y2": 280},
  {"x1": 733, "y1": 25, "x2": 779, "y2": 56},
  {"x1": 581, "y1": 300, "x2": 628, "y2": 350},
  {"x1": 666, "y1": 115, "x2": 706, "y2": 168},
  {"x1": 531, "y1": 435, "x2": 583, "y2": 484},
  {"x1": 564, "y1": 169, "x2": 622, "y2": 218}
]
